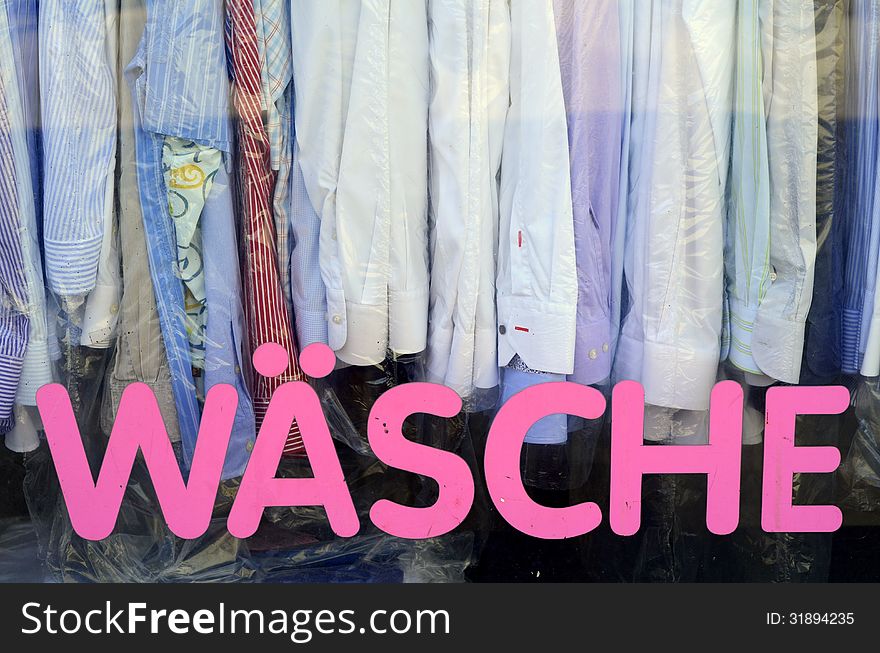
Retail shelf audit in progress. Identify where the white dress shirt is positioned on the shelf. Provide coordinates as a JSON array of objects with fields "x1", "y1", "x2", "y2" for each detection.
[
  {"x1": 496, "y1": 0, "x2": 577, "y2": 376},
  {"x1": 426, "y1": 0, "x2": 510, "y2": 403},
  {"x1": 291, "y1": 0, "x2": 430, "y2": 367},
  {"x1": 615, "y1": 0, "x2": 735, "y2": 412}
]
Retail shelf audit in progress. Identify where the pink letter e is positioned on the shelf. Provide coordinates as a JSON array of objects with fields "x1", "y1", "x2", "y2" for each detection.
[{"x1": 762, "y1": 385, "x2": 848, "y2": 533}]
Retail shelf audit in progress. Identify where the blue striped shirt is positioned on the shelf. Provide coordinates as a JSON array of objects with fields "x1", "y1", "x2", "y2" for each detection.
[
  {"x1": 289, "y1": 91, "x2": 328, "y2": 349},
  {"x1": 141, "y1": 2, "x2": 232, "y2": 152},
  {"x1": 0, "y1": 54, "x2": 30, "y2": 433},
  {"x1": 127, "y1": 0, "x2": 256, "y2": 479},
  {"x1": 39, "y1": 0, "x2": 117, "y2": 296},
  {"x1": 841, "y1": 0, "x2": 880, "y2": 374},
  {"x1": 1, "y1": 0, "x2": 54, "y2": 409},
  {"x1": 6, "y1": 0, "x2": 40, "y2": 229}
]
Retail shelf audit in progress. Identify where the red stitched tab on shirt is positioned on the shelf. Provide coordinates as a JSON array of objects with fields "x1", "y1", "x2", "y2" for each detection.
[
  {"x1": 514, "y1": 326, "x2": 530, "y2": 333},
  {"x1": 518, "y1": 230, "x2": 523, "y2": 248}
]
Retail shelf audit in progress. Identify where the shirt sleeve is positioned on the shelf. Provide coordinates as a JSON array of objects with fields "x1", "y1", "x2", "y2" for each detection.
[
  {"x1": 386, "y1": 0, "x2": 430, "y2": 358},
  {"x1": 725, "y1": 0, "x2": 772, "y2": 378},
  {"x1": 554, "y1": 0, "x2": 624, "y2": 386},
  {"x1": 750, "y1": 0, "x2": 818, "y2": 384},
  {"x1": 289, "y1": 137, "x2": 329, "y2": 349},
  {"x1": 80, "y1": 154, "x2": 122, "y2": 348},
  {"x1": 297, "y1": 1, "x2": 430, "y2": 366},
  {"x1": 290, "y1": 1, "x2": 356, "y2": 357},
  {"x1": 496, "y1": 0, "x2": 577, "y2": 376},
  {"x1": 0, "y1": 67, "x2": 30, "y2": 430},
  {"x1": 616, "y1": 0, "x2": 734, "y2": 412},
  {"x1": 0, "y1": 2, "x2": 53, "y2": 406},
  {"x1": 80, "y1": 0, "x2": 122, "y2": 349},
  {"x1": 39, "y1": 0, "x2": 117, "y2": 297},
  {"x1": 426, "y1": 0, "x2": 509, "y2": 399}
]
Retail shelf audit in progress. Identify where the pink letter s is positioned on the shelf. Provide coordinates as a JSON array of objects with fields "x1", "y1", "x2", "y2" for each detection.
[{"x1": 368, "y1": 383, "x2": 474, "y2": 539}]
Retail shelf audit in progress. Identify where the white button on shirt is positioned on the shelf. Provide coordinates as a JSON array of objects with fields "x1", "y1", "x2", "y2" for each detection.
[
  {"x1": 291, "y1": 1, "x2": 430, "y2": 367},
  {"x1": 496, "y1": 0, "x2": 577, "y2": 376}
]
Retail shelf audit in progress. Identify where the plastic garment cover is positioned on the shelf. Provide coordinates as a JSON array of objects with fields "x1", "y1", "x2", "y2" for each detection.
[
  {"x1": 0, "y1": 0, "x2": 479, "y2": 585},
  {"x1": 723, "y1": 0, "x2": 819, "y2": 386},
  {"x1": 803, "y1": 0, "x2": 848, "y2": 381},
  {"x1": 597, "y1": 0, "x2": 824, "y2": 581},
  {"x1": 2, "y1": 0, "x2": 880, "y2": 587},
  {"x1": 0, "y1": 355, "x2": 474, "y2": 583},
  {"x1": 853, "y1": 1, "x2": 880, "y2": 376},
  {"x1": 595, "y1": 0, "x2": 839, "y2": 576},
  {"x1": 743, "y1": 0, "x2": 818, "y2": 386},
  {"x1": 842, "y1": 380, "x2": 880, "y2": 515},
  {"x1": 122, "y1": 0, "x2": 260, "y2": 475}
]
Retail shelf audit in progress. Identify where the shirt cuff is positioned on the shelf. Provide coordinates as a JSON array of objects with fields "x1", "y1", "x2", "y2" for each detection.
[
  {"x1": 501, "y1": 367, "x2": 568, "y2": 445},
  {"x1": 570, "y1": 315, "x2": 613, "y2": 386},
  {"x1": 497, "y1": 295, "x2": 576, "y2": 375},
  {"x1": 293, "y1": 303, "x2": 329, "y2": 350},
  {"x1": 642, "y1": 406, "x2": 709, "y2": 443},
  {"x1": 389, "y1": 285, "x2": 428, "y2": 356},
  {"x1": 641, "y1": 339, "x2": 721, "y2": 411},
  {"x1": 0, "y1": 351, "x2": 25, "y2": 427},
  {"x1": 426, "y1": 322, "x2": 499, "y2": 398},
  {"x1": 333, "y1": 299, "x2": 386, "y2": 366},
  {"x1": 4, "y1": 405, "x2": 41, "y2": 453},
  {"x1": 43, "y1": 235, "x2": 103, "y2": 296},
  {"x1": 727, "y1": 299, "x2": 761, "y2": 375},
  {"x1": 752, "y1": 311, "x2": 807, "y2": 385},
  {"x1": 81, "y1": 282, "x2": 121, "y2": 348},
  {"x1": 17, "y1": 338, "x2": 54, "y2": 405},
  {"x1": 841, "y1": 307, "x2": 863, "y2": 374}
]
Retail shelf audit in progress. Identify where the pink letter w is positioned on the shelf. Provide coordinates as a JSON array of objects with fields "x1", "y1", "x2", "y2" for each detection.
[{"x1": 37, "y1": 382, "x2": 237, "y2": 541}]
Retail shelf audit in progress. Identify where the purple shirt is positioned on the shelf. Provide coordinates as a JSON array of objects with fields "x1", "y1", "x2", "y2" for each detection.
[{"x1": 554, "y1": 0, "x2": 623, "y2": 386}]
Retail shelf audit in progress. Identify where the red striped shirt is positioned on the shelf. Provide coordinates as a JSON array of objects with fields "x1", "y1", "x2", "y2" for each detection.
[{"x1": 227, "y1": 0, "x2": 304, "y2": 454}]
